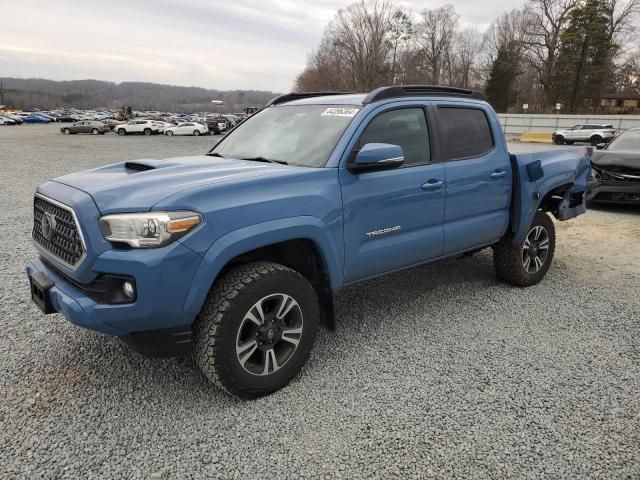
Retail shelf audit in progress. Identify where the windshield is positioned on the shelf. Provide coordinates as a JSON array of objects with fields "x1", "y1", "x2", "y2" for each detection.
[
  {"x1": 607, "y1": 129, "x2": 640, "y2": 152},
  {"x1": 211, "y1": 105, "x2": 361, "y2": 167}
]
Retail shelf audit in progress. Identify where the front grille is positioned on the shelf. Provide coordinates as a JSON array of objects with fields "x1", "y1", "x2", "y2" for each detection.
[
  {"x1": 597, "y1": 167, "x2": 640, "y2": 183},
  {"x1": 33, "y1": 196, "x2": 86, "y2": 267}
]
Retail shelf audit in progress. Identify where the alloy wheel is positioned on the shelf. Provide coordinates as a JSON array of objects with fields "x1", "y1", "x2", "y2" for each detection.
[
  {"x1": 235, "y1": 293, "x2": 303, "y2": 376},
  {"x1": 522, "y1": 225, "x2": 550, "y2": 274}
]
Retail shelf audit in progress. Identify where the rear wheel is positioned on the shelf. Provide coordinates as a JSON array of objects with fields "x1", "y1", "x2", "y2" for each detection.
[
  {"x1": 117, "y1": 129, "x2": 126, "y2": 136},
  {"x1": 194, "y1": 262, "x2": 319, "y2": 399},
  {"x1": 143, "y1": 128, "x2": 152, "y2": 135},
  {"x1": 166, "y1": 130, "x2": 174, "y2": 136},
  {"x1": 553, "y1": 135, "x2": 565, "y2": 145},
  {"x1": 493, "y1": 212, "x2": 556, "y2": 287},
  {"x1": 590, "y1": 135, "x2": 602, "y2": 146},
  {"x1": 193, "y1": 130, "x2": 201, "y2": 136},
  {"x1": 63, "y1": 128, "x2": 71, "y2": 135},
  {"x1": 91, "y1": 128, "x2": 99, "y2": 135},
  {"x1": 565, "y1": 140, "x2": 574, "y2": 145}
]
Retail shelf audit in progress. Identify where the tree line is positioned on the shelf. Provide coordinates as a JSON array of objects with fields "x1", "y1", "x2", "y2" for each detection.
[
  {"x1": 0, "y1": 78, "x2": 277, "y2": 112},
  {"x1": 295, "y1": 0, "x2": 640, "y2": 113}
]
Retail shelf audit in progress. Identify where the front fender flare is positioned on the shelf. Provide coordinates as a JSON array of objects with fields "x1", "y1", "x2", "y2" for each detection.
[{"x1": 183, "y1": 216, "x2": 343, "y2": 315}]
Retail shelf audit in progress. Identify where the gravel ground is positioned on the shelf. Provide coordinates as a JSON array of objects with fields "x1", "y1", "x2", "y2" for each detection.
[{"x1": 1, "y1": 124, "x2": 639, "y2": 479}]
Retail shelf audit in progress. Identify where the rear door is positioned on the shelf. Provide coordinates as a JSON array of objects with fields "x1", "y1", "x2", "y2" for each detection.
[
  {"x1": 434, "y1": 103, "x2": 512, "y2": 255},
  {"x1": 340, "y1": 104, "x2": 445, "y2": 283}
]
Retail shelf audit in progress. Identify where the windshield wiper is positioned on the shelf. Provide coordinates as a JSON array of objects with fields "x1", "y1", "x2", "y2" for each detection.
[
  {"x1": 240, "y1": 156, "x2": 288, "y2": 165},
  {"x1": 207, "y1": 152, "x2": 226, "y2": 158}
]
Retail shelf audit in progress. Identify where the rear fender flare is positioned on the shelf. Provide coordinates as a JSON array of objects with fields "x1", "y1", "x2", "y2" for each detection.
[{"x1": 183, "y1": 216, "x2": 343, "y2": 315}]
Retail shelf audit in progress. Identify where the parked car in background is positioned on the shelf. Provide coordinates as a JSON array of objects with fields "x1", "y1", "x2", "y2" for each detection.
[
  {"x1": 100, "y1": 118, "x2": 124, "y2": 130},
  {"x1": 115, "y1": 120, "x2": 160, "y2": 136},
  {"x1": 61, "y1": 121, "x2": 110, "y2": 135},
  {"x1": 33, "y1": 112, "x2": 56, "y2": 122},
  {"x1": 164, "y1": 122, "x2": 208, "y2": 136},
  {"x1": 151, "y1": 121, "x2": 173, "y2": 133},
  {"x1": 26, "y1": 86, "x2": 591, "y2": 399},
  {"x1": 553, "y1": 124, "x2": 617, "y2": 146},
  {"x1": 587, "y1": 127, "x2": 640, "y2": 205},
  {"x1": 1, "y1": 114, "x2": 23, "y2": 124},
  {"x1": 55, "y1": 114, "x2": 79, "y2": 123},
  {"x1": 21, "y1": 114, "x2": 50, "y2": 124},
  {"x1": 0, "y1": 115, "x2": 17, "y2": 125},
  {"x1": 205, "y1": 117, "x2": 228, "y2": 134}
]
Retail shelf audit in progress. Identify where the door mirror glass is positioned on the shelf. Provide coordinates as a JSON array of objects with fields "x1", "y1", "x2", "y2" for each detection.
[{"x1": 350, "y1": 143, "x2": 404, "y2": 173}]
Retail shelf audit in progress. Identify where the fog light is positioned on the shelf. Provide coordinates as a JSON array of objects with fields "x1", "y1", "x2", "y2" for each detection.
[{"x1": 122, "y1": 281, "x2": 135, "y2": 299}]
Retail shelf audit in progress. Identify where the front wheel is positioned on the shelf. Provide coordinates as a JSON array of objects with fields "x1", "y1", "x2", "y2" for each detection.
[
  {"x1": 166, "y1": 130, "x2": 174, "y2": 136},
  {"x1": 63, "y1": 128, "x2": 71, "y2": 135},
  {"x1": 194, "y1": 262, "x2": 319, "y2": 399},
  {"x1": 493, "y1": 212, "x2": 556, "y2": 287},
  {"x1": 91, "y1": 128, "x2": 99, "y2": 135},
  {"x1": 553, "y1": 135, "x2": 565, "y2": 145},
  {"x1": 590, "y1": 135, "x2": 602, "y2": 146},
  {"x1": 117, "y1": 129, "x2": 126, "y2": 136},
  {"x1": 143, "y1": 128, "x2": 152, "y2": 135}
]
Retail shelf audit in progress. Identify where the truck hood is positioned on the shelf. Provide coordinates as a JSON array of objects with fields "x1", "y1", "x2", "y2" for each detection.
[{"x1": 53, "y1": 155, "x2": 301, "y2": 213}]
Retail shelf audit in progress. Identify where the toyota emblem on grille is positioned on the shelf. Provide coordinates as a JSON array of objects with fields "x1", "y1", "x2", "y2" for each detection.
[{"x1": 41, "y1": 212, "x2": 57, "y2": 240}]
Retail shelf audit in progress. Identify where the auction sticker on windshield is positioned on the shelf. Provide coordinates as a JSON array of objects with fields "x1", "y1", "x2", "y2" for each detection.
[{"x1": 321, "y1": 107, "x2": 359, "y2": 117}]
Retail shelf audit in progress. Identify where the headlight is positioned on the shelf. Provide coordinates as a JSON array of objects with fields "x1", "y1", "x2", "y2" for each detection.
[{"x1": 100, "y1": 211, "x2": 202, "y2": 248}]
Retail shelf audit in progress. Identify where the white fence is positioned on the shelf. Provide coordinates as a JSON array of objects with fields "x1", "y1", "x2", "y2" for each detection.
[{"x1": 497, "y1": 114, "x2": 640, "y2": 135}]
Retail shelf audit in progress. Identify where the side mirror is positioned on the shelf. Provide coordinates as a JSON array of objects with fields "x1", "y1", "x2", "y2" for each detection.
[
  {"x1": 349, "y1": 143, "x2": 404, "y2": 173},
  {"x1": 596, "y1": 143, "x2": 606, "y2": 150}
]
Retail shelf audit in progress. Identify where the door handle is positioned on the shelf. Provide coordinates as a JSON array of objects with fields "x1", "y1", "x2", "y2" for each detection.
[
  {"x1": 421, "y1": 179, "x2": 444, "y2": 191},
  {"x1": 490, "y1": 171, "x2": 507, "y2": 179}
]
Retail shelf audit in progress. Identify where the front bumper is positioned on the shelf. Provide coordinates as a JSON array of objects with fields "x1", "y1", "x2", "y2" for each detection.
[
  {"x1": 586, "y1": 179, "x2": 640, "y2": 204},
  {"x1": 26, "y1": 239, "x2": 202, "y2": 338}
]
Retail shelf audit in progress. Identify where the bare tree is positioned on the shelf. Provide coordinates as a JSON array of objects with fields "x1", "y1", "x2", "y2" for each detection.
[
  {"x1": 524, "y1": 0, "x2": 579, "y2": 107},
  {"x1": 414, "y1": 5, "x2": 459, "y2": 85},
  {"x1": 295, "y1": 0, "x2": 401, "y2": 91},
  {"x1": 454, "y1": 28, "x2": 483, "y2": 88}
]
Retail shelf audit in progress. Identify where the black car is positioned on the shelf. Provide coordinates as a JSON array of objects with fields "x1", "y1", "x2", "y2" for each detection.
[
  {"x1": 56, "y1": 115, "x2": 79, "y2": 123},
  {"x1": 205, "y1": 116, "x2": 228, "y2": 135},
  {"x1": 587, "y1": 127, "x2": 640, "y2": 205}
]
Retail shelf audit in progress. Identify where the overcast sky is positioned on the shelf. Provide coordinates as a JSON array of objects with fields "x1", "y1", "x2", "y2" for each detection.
[{"x1": 0, "y1": 0, "x2": 523, "y2": 92}]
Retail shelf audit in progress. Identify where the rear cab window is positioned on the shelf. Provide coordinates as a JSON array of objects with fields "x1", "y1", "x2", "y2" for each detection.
[{"x1": 437, "y1": 107, "x2": 494, "y2": 160}]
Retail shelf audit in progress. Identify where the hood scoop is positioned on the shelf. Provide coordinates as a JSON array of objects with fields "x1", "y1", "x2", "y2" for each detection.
[{"x1": 125, "y1": 161, "x2": 156, "y2": 172}]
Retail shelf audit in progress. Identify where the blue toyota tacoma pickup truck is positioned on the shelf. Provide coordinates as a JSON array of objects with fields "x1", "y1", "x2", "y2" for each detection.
[{"x1": 26, "y1": 86, "x2": 591, "y2": 398}]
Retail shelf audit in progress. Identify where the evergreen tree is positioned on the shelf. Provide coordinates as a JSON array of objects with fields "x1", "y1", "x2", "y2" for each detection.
[
  {"x1": 485, "y1": 42, "x2": 521, "y2": 113},
  {"x1": 552, "y1": 0, "x2": 613, "y2": 113}
]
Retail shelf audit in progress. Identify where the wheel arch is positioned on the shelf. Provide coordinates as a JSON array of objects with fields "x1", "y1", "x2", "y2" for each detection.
[{"x1": 184, "y1": 218, "x2": 343, "y2": 329}]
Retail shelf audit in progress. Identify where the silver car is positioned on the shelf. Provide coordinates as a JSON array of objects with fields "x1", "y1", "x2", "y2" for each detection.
[{"x1": 552, "y1": 124, "x2": 617, "y2": 146}]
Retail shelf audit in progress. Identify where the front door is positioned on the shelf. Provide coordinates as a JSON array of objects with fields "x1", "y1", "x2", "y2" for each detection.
[{"x1": 340, "y1": 105, "x2": 445, "y2": 283}]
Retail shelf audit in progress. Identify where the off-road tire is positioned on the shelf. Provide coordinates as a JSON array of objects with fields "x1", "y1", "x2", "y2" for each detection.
[
  {"x1": 194, "y1": 261, "x2": 319, "y2": 399},
  {"x1": 493, "y1": 212, "x2": 556, "y2": 287}
]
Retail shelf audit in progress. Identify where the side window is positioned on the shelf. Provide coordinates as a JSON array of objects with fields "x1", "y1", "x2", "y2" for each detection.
[
  {"x1": 438, "y1": 107, "x2": 494, "y2": 160},
  {"x1": 359, "y1": 108, "x2": 430, "y2": 166}
]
